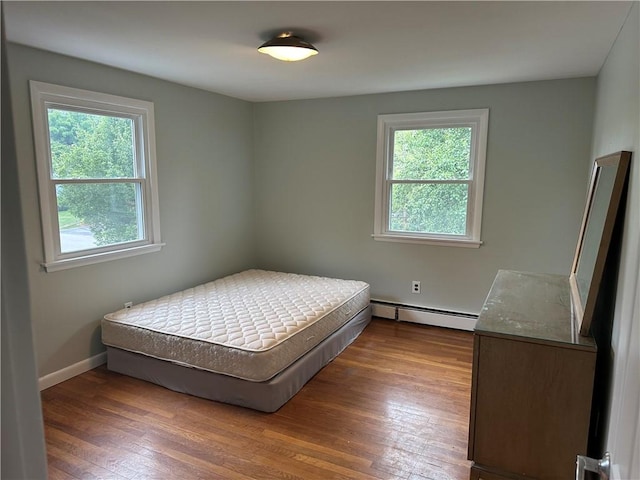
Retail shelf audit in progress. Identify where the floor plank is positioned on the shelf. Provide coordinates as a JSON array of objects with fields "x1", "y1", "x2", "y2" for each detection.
[{"x1": 41, "y1": 318, "x2": 474, "y2": 479}]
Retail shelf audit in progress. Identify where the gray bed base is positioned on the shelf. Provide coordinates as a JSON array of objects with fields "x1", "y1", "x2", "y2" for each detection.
[{"x1": 106, "y1": 305, "x2": 371, "y2": 412}]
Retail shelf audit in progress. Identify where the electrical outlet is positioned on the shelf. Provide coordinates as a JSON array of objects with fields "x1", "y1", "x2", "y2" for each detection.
[
  {"x1": 124, "y1": 301, "x2": 133, "y2": 309},
  {"x1": 412, "y1": 281, "x2": 421, "y2": 294}
]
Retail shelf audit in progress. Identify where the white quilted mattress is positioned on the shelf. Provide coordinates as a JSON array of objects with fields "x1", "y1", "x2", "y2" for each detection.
[{"x1": 102, "y1": 270, "x2": 370, "y2": 382}]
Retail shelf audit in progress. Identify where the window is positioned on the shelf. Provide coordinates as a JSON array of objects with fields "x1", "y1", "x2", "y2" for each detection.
[
  {"x1": 373, "y1": 109, "x2": 489, "y2": 247},
  {"x1": 30, "y1": 81, "x2": 163, "y2": 271}
]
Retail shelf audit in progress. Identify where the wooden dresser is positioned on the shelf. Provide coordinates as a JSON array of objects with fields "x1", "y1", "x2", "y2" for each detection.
[{"x1": 467, "y1": 270, "x2": 596, "y2": 480}]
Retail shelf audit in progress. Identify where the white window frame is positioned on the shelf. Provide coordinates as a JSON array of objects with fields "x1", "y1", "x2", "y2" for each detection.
[
  {"x1": 30, "y1": 81, "x2": 163, "y2": 272},
  {"x1": 373, "y1": 108, "x2": 489, "y2": 247}
]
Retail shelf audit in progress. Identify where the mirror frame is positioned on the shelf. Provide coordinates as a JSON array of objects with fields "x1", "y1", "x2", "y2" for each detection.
[{"x1": 570, "y1": 151, "x2": 631, "y2": 336}]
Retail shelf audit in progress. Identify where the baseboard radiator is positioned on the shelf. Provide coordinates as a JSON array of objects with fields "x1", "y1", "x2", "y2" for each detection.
[{"x1": 371, "y1": 300, "x2": 478, "y2": 331}]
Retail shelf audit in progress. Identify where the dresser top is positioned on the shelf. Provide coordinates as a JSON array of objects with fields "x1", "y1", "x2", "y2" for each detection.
[{"x1": 475, "y1": 270, "x2": 595, "y2": 349}]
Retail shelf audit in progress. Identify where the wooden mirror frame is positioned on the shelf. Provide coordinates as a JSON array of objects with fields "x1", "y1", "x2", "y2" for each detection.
[{"x1": 570, "y1": 151, "x2": 631, "y2": 336}]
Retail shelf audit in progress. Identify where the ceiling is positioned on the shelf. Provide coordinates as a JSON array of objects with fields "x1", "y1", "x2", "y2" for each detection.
[{"x1": 3, "y1": 1, "x2": 633, "y2": 102}]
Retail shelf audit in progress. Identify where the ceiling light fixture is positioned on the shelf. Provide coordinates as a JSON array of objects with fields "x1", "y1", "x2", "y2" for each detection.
[{"x1": 258, "y1": 32, "x2": 318, "y2": 62}]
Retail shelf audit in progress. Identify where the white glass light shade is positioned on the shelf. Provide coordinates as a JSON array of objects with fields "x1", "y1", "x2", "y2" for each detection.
[{"x1": 258, "y1": 45, "x2": 318, "y2": 61}]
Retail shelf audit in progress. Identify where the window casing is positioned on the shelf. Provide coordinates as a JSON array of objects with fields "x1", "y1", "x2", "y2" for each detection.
[
  {"x1": 30, "y1": 81, "x2": 163, "y2": 271},
  {"x1": 373, "y1": 109, "x2": 489, "y2": 247}
]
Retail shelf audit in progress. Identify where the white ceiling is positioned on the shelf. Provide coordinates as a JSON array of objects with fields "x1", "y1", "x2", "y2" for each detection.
[{"x1": 3, "y1": 1, "x2": 633, "y2": 102}]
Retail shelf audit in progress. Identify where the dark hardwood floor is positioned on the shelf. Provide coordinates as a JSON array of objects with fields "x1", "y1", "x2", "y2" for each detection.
[{"x1": 41, "y1": 318, "x2": 474, "y2": 479}]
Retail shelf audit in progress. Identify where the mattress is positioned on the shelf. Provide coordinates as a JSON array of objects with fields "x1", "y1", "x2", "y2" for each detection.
[{"x1": 102, "y1": 270, "x2": 370, "y2": 382}]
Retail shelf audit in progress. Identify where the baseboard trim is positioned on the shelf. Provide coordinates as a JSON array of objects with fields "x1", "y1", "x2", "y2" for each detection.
[
  {"x1": 39, "y1": 351, "x2": 107, "y2": 391},
  {"x1": 371, "y1": 300, "x2": 477, "y2": 331}
]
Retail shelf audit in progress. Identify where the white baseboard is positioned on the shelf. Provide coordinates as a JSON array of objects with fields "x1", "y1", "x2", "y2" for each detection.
[
  {"x1": 39, "y1": 351, "x2": 107, "y2": 391},
  {"x1": 371, "y1": 300, "x2": 477, "y2": 331}
]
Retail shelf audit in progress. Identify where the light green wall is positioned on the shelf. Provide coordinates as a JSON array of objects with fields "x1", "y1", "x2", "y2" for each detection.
[
  {"x1": 253, "y1": 79, "x2": 596, "y2": 313},
  {"x1": 7, "y1": 43, "x2": 256, "y2": 377},
  {"x1": 7, "y1": 43, "x2": 599, "y2": 379},
  {"x1": 590, "y1": 3, "x2": 639, "y2": 477}
]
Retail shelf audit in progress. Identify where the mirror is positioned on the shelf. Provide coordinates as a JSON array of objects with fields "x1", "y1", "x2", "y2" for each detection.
[{"x1": 570, "y1": 151, "x2": 631, "y2": 336}]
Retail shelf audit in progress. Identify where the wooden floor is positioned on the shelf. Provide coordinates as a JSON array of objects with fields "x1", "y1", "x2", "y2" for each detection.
[{"x1": 42, "y1": 318, "x2": 474, "y2": 480}]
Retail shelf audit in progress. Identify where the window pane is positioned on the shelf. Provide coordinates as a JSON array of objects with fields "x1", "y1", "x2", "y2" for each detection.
[
  {"x1": 389, "y1": 183, "x2": 468, "y2": 235},
  {"x1": 56, "y1": 183, "x2": 143, "y2": 253},
  {"x1": 47, "y1": 109, "x2": 135, "y2": 179},
  {"x1": 392, "y1": 127, "x2": 471, "y2": 181}
]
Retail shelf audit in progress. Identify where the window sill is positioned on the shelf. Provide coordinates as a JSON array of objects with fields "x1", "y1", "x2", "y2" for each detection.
[
  {"x1": 42, "y1": 242, "x2": 165, "y2": 272},
  {"x1": 372, "y1": 233, "x2": 482, "y2": 248}
]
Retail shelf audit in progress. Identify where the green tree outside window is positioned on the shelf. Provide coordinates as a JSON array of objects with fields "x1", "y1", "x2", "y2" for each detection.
[{"x1": 47, "y1": 109, "x2": 141, "y2": 249}]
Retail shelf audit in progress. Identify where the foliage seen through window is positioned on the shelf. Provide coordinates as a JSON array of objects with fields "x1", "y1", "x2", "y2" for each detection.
[
  {"x1": 47, "y1": 109, "x2": 142, "y2": 250},
  {"x1": 389, "y1": 127, "x2": 471, "y2": 235}
]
